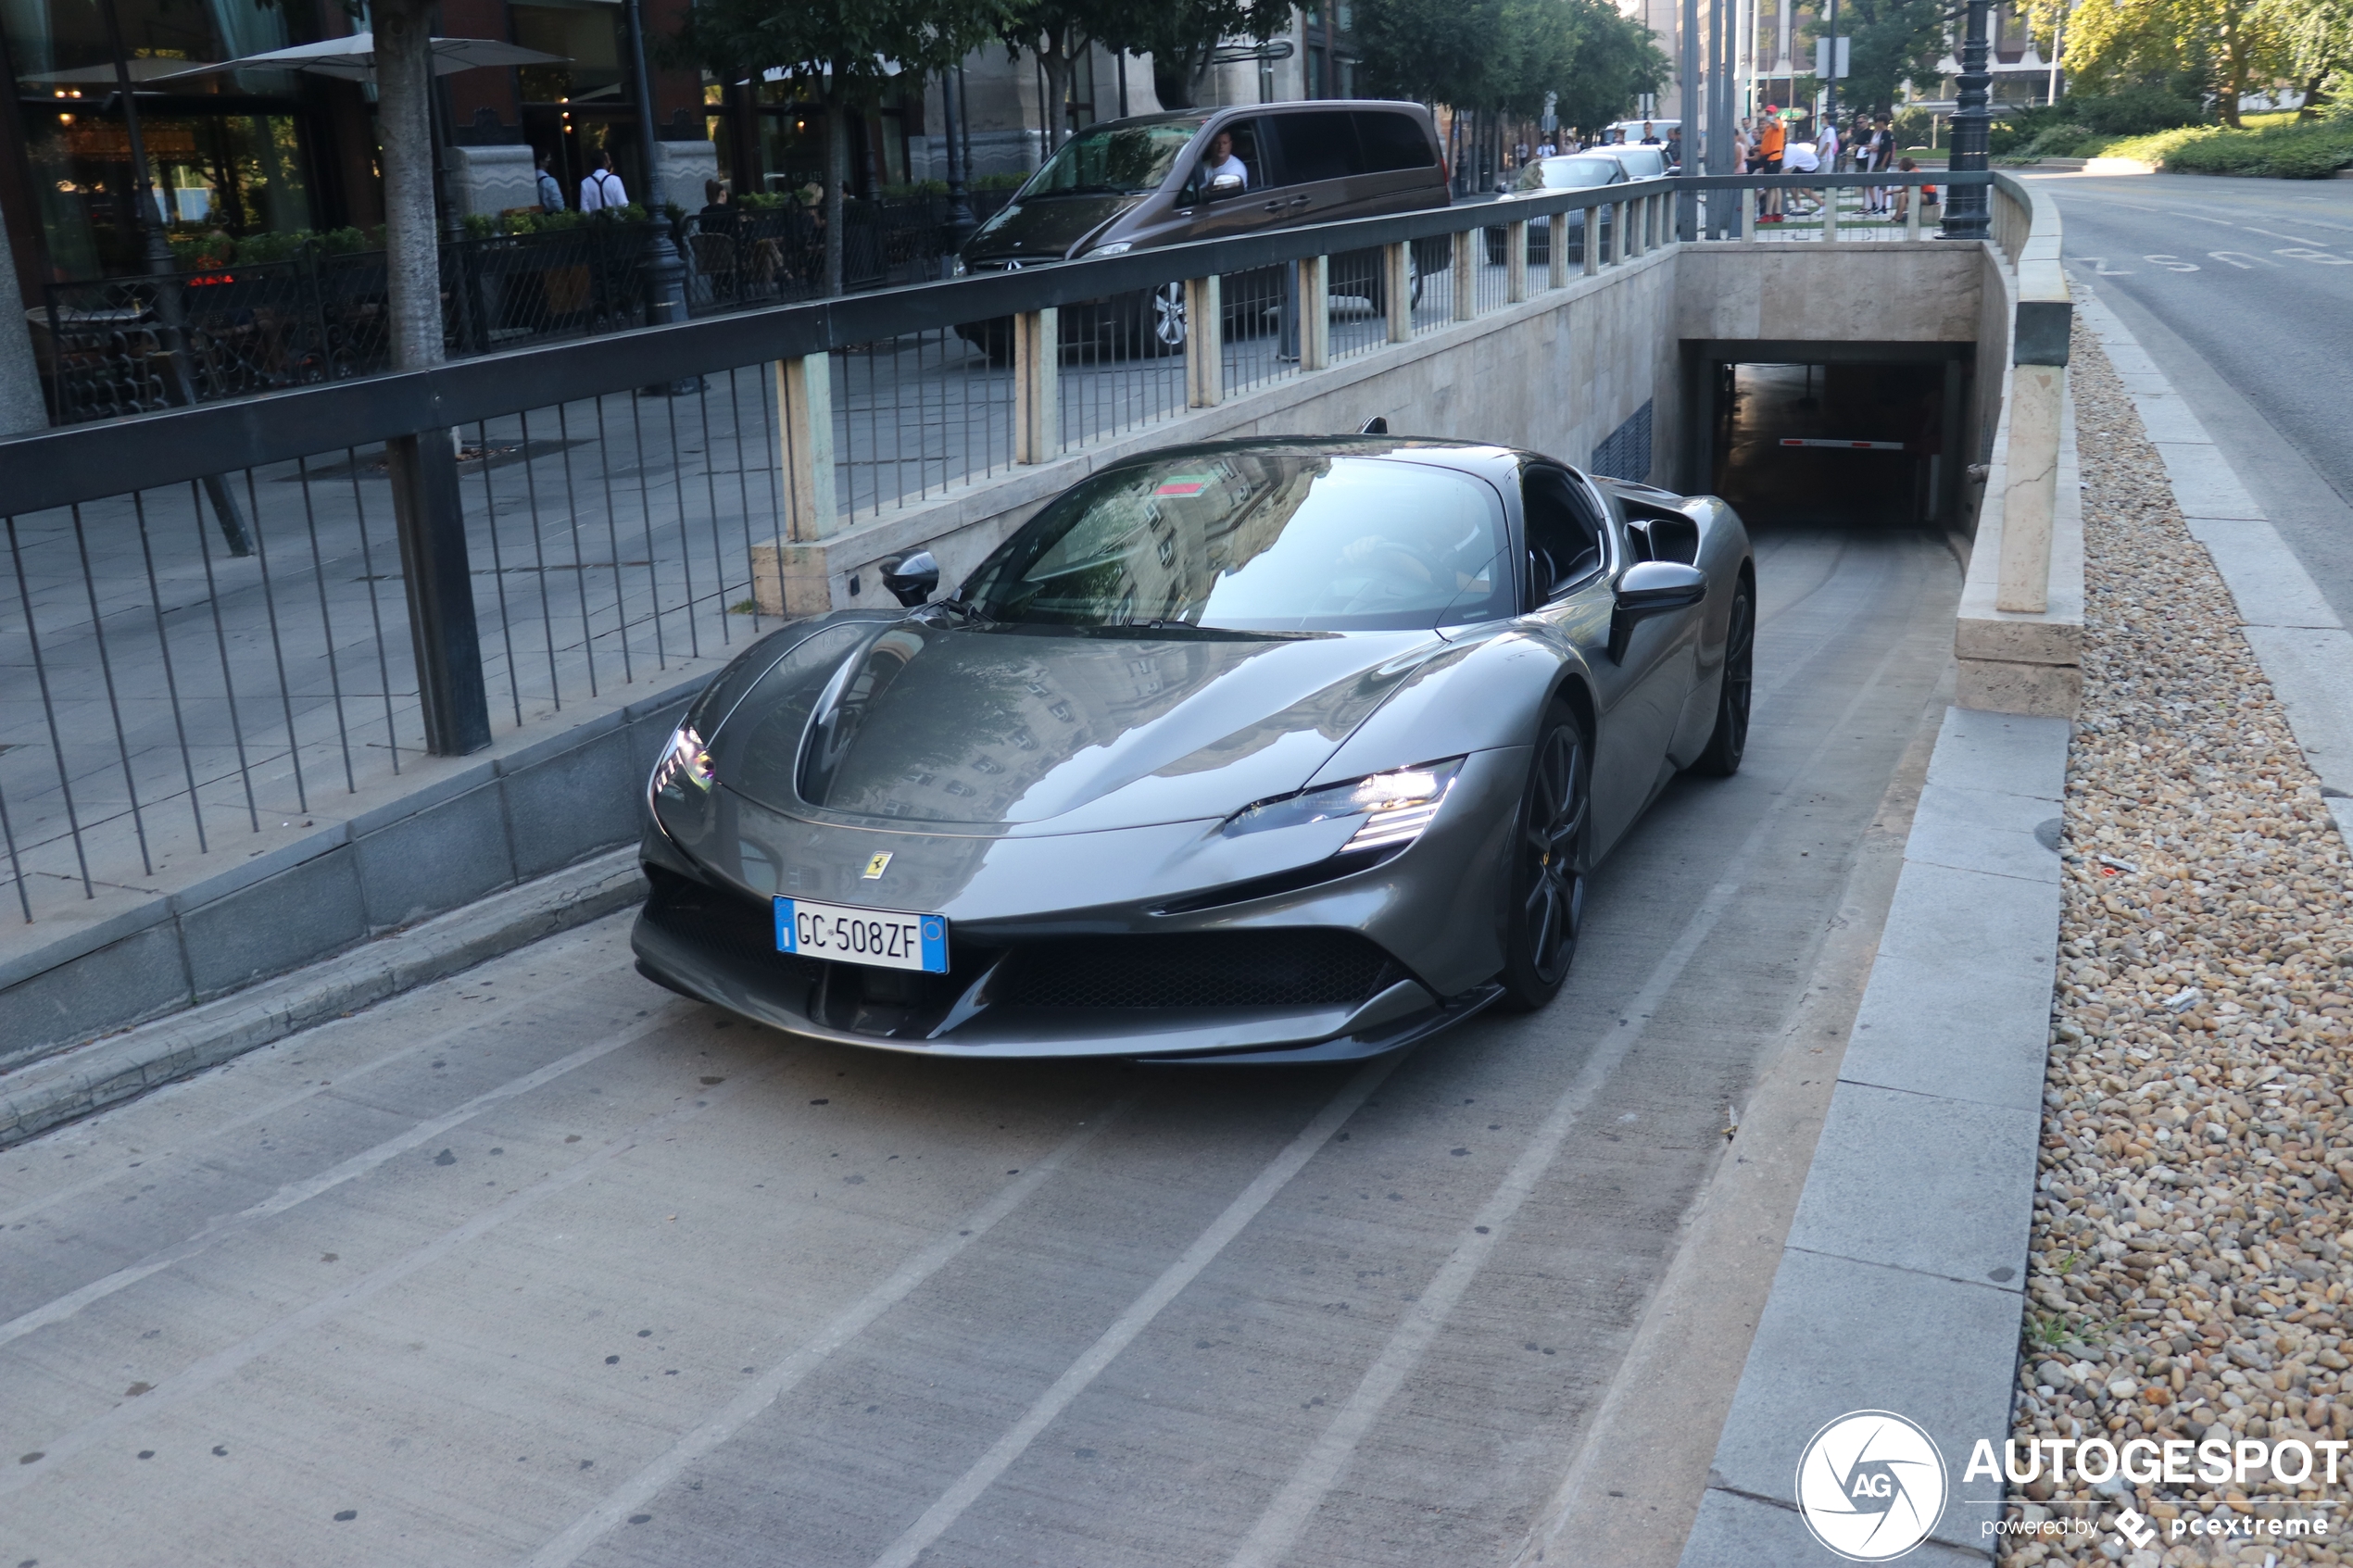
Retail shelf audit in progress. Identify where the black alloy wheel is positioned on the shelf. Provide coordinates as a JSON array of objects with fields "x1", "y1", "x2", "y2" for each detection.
[
  {"x1": 1499, "y1": 706, "x2": 1592, "y2": 1011},
  {"x1": 1692, "y1": 578, "x2": 1754, "y2": 777}
]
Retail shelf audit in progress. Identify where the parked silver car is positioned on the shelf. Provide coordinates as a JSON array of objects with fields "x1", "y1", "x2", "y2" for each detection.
[
  {"x1": 1483, "y1": 153, "x2": 1628, "y2": 266},
  {"x1": 634, "y1": 435, "x2": 1755, "y2": 1063}
]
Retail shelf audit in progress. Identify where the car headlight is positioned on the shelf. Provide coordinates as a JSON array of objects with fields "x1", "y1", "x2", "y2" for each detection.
[
  {"x1": 1088, "y1": 240, "x2": 1135, "y2": 257},
  {"x1": 1225, "y1": 759, "x2": 1464, "y2": 853},
  {"x1": 649, "y1": 721, "x2": 713, "y2": 810}
]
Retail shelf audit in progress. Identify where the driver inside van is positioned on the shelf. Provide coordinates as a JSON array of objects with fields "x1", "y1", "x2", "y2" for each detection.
[{"x1": 1201, "y1": 130, "x2": 1250, "y2": 189}]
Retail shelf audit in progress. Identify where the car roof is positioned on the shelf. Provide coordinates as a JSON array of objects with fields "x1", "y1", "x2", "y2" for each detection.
[{"x1": 1089, "y1": 434, "x2": 1549, "y2": 490}]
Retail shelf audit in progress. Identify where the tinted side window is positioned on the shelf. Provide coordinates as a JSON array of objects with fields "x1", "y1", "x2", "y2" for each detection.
[
  {"x1": 1356, "y1": 111, "x2": 1435, "y2": 173},
  {"x1": 1272, "y1": 111, "x2": 1365, "y2": 185},
  {"x1": 1186, "y1": 118, "x2": 1270, "y2": 195},
  {"x1": 1522, "y1": 468, "x2": 1605, "y2": 604}
]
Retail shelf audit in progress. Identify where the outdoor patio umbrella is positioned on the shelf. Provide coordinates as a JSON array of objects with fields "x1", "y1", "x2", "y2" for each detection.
[{"x1": 148, "y1": 33, "x2": 565, "y2": 82}]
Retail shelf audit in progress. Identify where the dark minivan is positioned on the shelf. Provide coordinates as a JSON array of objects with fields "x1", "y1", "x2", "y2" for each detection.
[{"x1": 956, "y1": 101, "x2": 1451, "y2": 357}]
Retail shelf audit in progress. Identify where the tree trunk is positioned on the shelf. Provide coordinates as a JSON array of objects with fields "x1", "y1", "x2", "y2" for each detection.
[
  {"x1": 1041, "y1": 40, "x2": 1071, "y2": 154},
  {"x1": 2218, "y1": 8, "x2": 2246, "y2": 126},
  {"x1": 373, "y1": 0, "x2": 442, "y2": 370},
  {"x1": 1151, "y1": 44, "x2": 1203, "y2": 109},
  {"x1": 824, "y1": 91, "x2": 849, "y2": 296}
]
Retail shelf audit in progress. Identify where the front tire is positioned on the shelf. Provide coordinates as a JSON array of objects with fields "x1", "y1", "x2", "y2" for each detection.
[
  {"x1": 1691, "y1": 579, "x2": 1754, "y2": 777},
  {"x1": 1497, "y1": 705, "x2": 1592, "y2": 1012},
  {"x1": 1125, "y1": 281, "x2": 1187, "y2": 357}
]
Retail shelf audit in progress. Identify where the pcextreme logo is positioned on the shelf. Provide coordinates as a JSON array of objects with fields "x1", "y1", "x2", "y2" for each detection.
[{"x1": 1795, "y1": 1411, "x2": 1949, "y2": 1562}]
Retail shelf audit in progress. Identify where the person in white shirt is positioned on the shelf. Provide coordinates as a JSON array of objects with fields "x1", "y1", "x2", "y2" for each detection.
[
  {"x1": 1534, "y1": 140, "x2": 1557, "y2": 157},
  {"x1": 579, "y1": 151, "x2": 628, "y2": 213},
  {"x1": 1199, "y1": 129, "x2": 1248, "y2": 189},
  {"x1": 1780, "y1": 132, "x2": 1820, "y2": 214}
]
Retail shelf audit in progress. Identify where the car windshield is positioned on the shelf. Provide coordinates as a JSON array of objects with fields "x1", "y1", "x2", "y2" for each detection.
[
  {"x1": 1521, "y1": 157, "x2": 1619, "y2": 191},
  {"x1": 959, "y1": 454, "x2": 1512, "y2": 633},
  {"x1": 1022, "y1": 120, "x2": 1206, "y2": 196}
]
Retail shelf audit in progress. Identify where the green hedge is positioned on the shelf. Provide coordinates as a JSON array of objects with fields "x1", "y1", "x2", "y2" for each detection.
[{"x1": 2164, "y1": 120, "x2": 2353, "y2": 177}]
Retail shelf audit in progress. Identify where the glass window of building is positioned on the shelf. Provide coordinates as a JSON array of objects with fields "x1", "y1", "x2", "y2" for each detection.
[{"x1": 6, "y1": 0, "x2": 317, "y2": 281}]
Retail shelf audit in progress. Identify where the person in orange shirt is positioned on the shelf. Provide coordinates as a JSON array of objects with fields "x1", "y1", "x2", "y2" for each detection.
[{"x1": 1756, "y1": 107, "x2": 1788, "y2": 222}]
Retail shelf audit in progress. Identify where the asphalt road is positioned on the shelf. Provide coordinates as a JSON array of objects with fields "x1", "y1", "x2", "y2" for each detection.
[
  {"x1": 0, "y1": 515, "x2": 1957, "y2": 1568},
  {"x1": 2038, "y1": 169, "x2": 2353, "y2": 625}
]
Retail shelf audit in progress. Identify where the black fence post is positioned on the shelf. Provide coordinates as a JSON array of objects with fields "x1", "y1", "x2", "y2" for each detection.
[{"x1": 384, "y1": 431, "x2": 492, "y2": 754}]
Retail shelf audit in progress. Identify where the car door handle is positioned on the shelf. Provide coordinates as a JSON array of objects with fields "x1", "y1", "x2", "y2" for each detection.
[{"x1": 1287, "y1": 195, "x2": 1311, "y2": 207}]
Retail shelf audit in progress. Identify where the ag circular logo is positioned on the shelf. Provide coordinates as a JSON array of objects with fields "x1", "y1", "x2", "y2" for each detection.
[{"x1": 1794, "y1": 1410, "x2": 1948, "y2": 1562}]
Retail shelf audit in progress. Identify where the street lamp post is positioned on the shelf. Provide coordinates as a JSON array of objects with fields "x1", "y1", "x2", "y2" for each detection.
[
  {"x1": 623, "y1": 0, "x2": 690, "y2": 332},
  {"x1": 1943, "y1": 0, "x2": 1992, "y2": 239},
  {"x1": 941, "y1": 59, "x2": 975, "y2": 269},
  {"x1": 1679, "y1": 0, "x2": 1700, "y2": 238},
  {"x1": 98, "y1": 0, "x2": 251, "y2": 554}
]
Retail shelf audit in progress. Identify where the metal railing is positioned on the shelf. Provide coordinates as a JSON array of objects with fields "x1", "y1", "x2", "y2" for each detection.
[
  {"x1": 32, "y1": 193, "x2": 1020, "y2": 426},
  {"x1": 0, "y1": 170, "x2": 2001, "y2": 925}
]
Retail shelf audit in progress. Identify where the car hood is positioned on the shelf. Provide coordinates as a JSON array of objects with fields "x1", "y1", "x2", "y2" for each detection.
[
  {"x1": 963, "y1": 194, "x2": 1139, "y2": 264},
  {"x1": 711, "y1": 621, "x2": 1442, "y2": 834}
]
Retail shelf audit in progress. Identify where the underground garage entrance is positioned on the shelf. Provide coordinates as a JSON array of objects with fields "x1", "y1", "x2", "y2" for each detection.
[{"x1": 1682, "y1": 340, "x2": 1974, "y2": 531}]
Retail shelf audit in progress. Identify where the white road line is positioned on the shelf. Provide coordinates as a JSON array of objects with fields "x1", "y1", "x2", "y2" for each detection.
[
  {"x1": 0, "y1": 1005, "x2": 683, "y2": 1352},
  {"x1": 862, "y1": 1057, "x2": 1402, "y2": 1568},
  {"x1": 0, "y1": 953, "x2": 609, "y2": 1229},
  {"x1": 1223, "y1": 604, "x2": 1927, "y2": 1568},
  {"x1": 523, "y1": 1095, "x2": 1142, "y2": 1568},
  {"x1": 0, "y1": 1052, "x2": 764, "y2": 1499},
  {"x1": 2243, "y1": 225, "x2": 2332, "y2": 245}
]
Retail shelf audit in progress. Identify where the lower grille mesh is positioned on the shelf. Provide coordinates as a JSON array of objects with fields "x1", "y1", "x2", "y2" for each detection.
[
  {"x1": 642, "y1": 867, "x2": 1398, "y2": 1023},
  {"x1": 997, "y1": 930, "x2": 1392, "y2": 1010}
]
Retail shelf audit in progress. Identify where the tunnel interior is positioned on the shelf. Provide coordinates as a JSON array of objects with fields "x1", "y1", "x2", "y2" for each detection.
[{"x1": 1683, "y1": 341, "x2": 1974, "y2": 532}]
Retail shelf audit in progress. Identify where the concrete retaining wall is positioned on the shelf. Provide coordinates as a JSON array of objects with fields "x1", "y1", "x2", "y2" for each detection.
[{"x1": 0, "y1": 679, "x2": 705, "y2": 1076}]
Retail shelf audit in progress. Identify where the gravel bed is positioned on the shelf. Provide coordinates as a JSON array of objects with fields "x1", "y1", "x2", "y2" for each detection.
[{"x1": 1998, "y1": 307, "x2": 2353, "y2": 1565}]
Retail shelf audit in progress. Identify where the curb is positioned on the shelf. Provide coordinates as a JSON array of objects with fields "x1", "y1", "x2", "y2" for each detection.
[
  {"x1": 1676, "y1": 707, "x2": 2071, "y2": 1565},
  {"x1": 0, "y1": 846, "x2": 647, "y2": 1149}
]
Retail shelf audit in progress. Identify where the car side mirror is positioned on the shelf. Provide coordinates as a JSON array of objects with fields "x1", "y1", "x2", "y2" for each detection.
[
  {"x1": 1608, "y1": 560, "x2": 1705, "y2": 661},
  {"x1": 883, "y1": 550, "x2": 940, "y2": 608},
  {"x1": 1204, "y1": 172, "x2": 1246, "y2": 201}
]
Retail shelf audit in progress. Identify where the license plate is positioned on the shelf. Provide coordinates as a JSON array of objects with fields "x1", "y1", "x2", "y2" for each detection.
[{"x1": 774, "y1": 897, "x2": 949, "y2": 973}]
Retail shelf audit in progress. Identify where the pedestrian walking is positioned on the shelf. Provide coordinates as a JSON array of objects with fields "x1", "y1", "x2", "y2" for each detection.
[
  {"x1": 579, "y1": 150, "x2": 628, "y2": 214},
  {"x1": 535, "y1": 149, "x2": 564, "y2": 214},
  {"x1": 1665, "y1": 123, "x2": 1684, "y2": 170}
]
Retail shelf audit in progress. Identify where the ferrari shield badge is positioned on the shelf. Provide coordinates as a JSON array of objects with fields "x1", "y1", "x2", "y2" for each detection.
[{"x1": 862, "y1": 851, "x2": 893, "y2": 881}]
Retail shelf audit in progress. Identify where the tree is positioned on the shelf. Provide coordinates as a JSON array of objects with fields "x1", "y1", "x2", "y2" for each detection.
[
  {"x1": 677, "y1": 0, "x2": 1009, "y2": 293},
  {"x1": 1356, "y1": 0, "x2": 1505, "y2": 109},
  {"x1": 1103, "y1": 0, "x2": 1291, "y2": 111},
  {"x1": 1545, "y1": 0, "x2": 1670, "y2": 134},
  {"x1": 1797, "y1": 0, "x2": 1946, "y2": 116},
  {"x1": 1357, "y1": 0, "x2": 1665, "y2": 136},
  {"x1": 1000, "y1": 0, "x2": 1127, "y2": 154},
  {"x1": 2258, "y1": 0, "x2": 2353, "y2": 108},
  {"x1": 2046, "y1": 0, "x2": 2284, "y2": 122},
  {"x1": 371, "y1": 0, "x2": 440, "y2": 370}
]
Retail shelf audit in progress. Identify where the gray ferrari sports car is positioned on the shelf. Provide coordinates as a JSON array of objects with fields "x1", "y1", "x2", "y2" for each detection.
[{"x1": 632, "y1": 435, "x2": 1753, "y2": 1063}]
